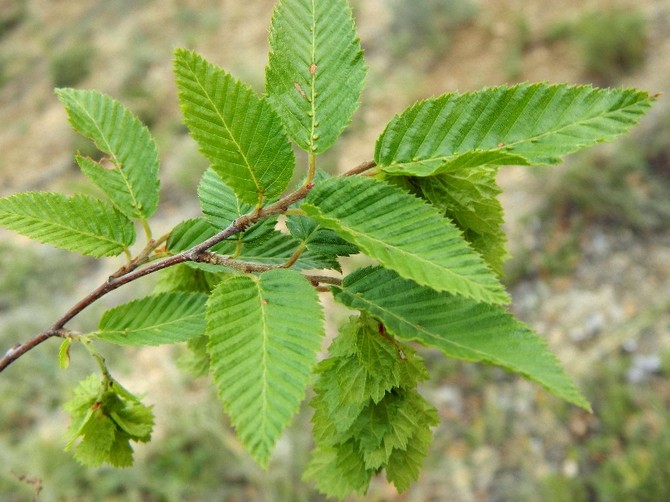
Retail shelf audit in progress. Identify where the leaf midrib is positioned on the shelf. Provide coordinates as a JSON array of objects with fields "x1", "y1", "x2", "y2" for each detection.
[
  {"x1": 181, "y1": 56, "x2": 263, "y2": 202},
  {"x1": 0, "y1": 195, "x2": 128, "y2": 249},
  {"x1": 303, "y1": 203, "x2": 506, "y2": 304},
  {"x1": 384, "y1": 90, "x2": 647, "y2": 169},
  {"x1": 68, "y1": 96, "x2": 144, "y2": 219}
]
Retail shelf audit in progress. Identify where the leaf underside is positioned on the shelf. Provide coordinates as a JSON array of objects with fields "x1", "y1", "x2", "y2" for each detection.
[
  {"x1": 303, "y1": 176, "x2": 508, "y2": 305},
  {"x1": 266, "y1": 0, "x2": 366, "y2": 153},
  {"x1": 376, "y1": 83, "x2": 654, "y2": 176},
  {"x1": 56, "y1": 89, "x2": 160, "y2": 220},
  {"x1": 0, "y1": 192, "x2": 135, "y2": 257},
  {"x1": 332, "y1": 266, "x2": 591, "y2": 410},
  {"x1": 96, "y1": 292, "x2": 208, "y2": 346},
  {"x1": 206, "y1": 269, "x2": 324, "y2": 466},
  {"x1": 174, "y1": 49, "x2": 295, "y2": 205}
]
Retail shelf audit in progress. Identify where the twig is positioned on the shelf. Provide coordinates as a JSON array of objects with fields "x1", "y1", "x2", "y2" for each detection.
[
  {"x1": 343, "y1": 160, "x2": 377, "y2": 177},
  {"x1": 0, "y1": 183, "x2": 314, "y2": 373}
]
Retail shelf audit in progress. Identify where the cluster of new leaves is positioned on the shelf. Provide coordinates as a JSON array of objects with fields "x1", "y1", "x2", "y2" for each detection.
[
  {"x1": 0, "y1": 0, "x2": 656, "y2": 497},
  {"x1": 64, "y1": 375, "x2": 154, "y2": 468},
  {"x1": 305, "y1": 315, "x2": 438, "y2": 498}
]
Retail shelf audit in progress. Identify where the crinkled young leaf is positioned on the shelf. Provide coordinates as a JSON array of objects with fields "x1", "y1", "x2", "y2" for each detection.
[
  {"x1": 174, "y1": 49, "x2": 295, "y2": 205},
  {"x1": 0, "y1": 192, "x2": 135, "y2": 257},
  {"x1": 206, "y1": 269, "x2": 324, "y2": 467},
  {"x1": 302, "y1": 176, "x2": 508, "y2": 304},
  {"x1": 64, "y1": 375, "x2": 154, "y2": 468},
  {"x1": 198, "y1": 167, "x2": 277, "y2": 243},
  {"x1": 307, "y1": 315, "x2": 437, "y2": 498},
  {"x1": 376, "y1": 83, "x2": 654, "y2": 176},
  {"x1": 266, "y1": 0, "x2": 366, "y2": 153},
  {"x1": 56, "y1": 89, "x2": 160, "y2": 220},
  {"x1": 385, "y1": 425, "x2": 434, "y2": 491},
  {"x1": 303, "y1": 442, "x2": 372, "y2": 499},
  {"x1": 96, "y1": 292, "x2": 207, "y2": 346},
  {"x1": 332, "y1": 266, "x2": 591, "y2": 410}
]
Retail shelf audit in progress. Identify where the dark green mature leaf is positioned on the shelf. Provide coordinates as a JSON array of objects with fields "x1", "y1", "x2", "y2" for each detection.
[
  {"x1": 0, "y1": 192, "x2": 135, "y2": 257},
  {"x1": 414, "y1": 167, "x2": 507, "y2": 275},
  {"x1": 332, "y1": 266, "x2": 591, "y2": 410},
  {"x1": 174, "y1": 49, "x2": 295, "y2": 205},
  {"x1": 303, "y1": 176, "x2": 508, "y2": 304},
  {"x1": 266, "y1": 0, "x2": 366, "y2": 153},
  {"x1": 376, "y1": 83, "x2": 654, "y2": 176},
  {"x1": 286, "y1": 215, "x2": 358, "y2": 258},
  {"x1": 166, "y1": 218, "x2": 216, "y2": 253},
  {"x1": 206, "y1": 269, "x2": 324, "y2": 466},
  {"x1": 96, "y1": 292, "x2": 207, "y2": 346},
  {"x1": 238, "y1": 230, "x2": 342, "y2": 271},
  {"x1": 56, "y1": 89, "x2": 160, "y2": 220},
  {"x1": 198, "y1": 168, "x2": 277, "y2": 243}
]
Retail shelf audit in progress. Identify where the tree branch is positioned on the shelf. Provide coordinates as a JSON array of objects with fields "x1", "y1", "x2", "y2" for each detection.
[
  {"x1": 343, "y1": 160, "x2": 376, "y2": 177},
  {"x1": 0, "y1": 183, "x2": 315, "y2": 374}
]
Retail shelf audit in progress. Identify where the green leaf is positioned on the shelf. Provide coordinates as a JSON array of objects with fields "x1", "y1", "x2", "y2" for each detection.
[
  {"x1": 64, "y1": 375, "x2": 154, "y2": 468},
  {"x1": 71, "y1": 412, "x2": 117, "y2": 467},
  {"x1": 302, "y1": 176, "x2": 508, "y2": 304},
  {"x1": 165, "y1": 218, "x2": 235, "y2": 267},
  {"x1": 303, "y1": 442, "x2": 372, "y2": 499},
  {"x1": 166, "y1": 218, "x2": 216, "y2": 253},
  {"x1": 206, "y1": 269, "x2": 324, "y2": 466},
  {"x1": 56, "y1": 89, "x2": 160, "y2": 220},
  {"x1": 153, "y1": 264, "x2": 215, "y2": 294},
  {"x1": 411, "y1": 167, "x2": 508, "y2": 275},
  {"x1": 0, "y1": 192, "x2": 135, "y2": 257},
  {"x1": 198, "y1": 167, "x2": 278, "y2": 243},
  {"x1": 58, "y1": 338, "x2": 72, "y2": 369},
  {"x1": 237, "y1": 230, "x2": 342, "y2": 271},
  {"x1": 177, "y1": 335, "x2": 211, "y2": 378},
  {"x1": 376, "y1": 83, "x2": 654, "y2": 176},
  {"x1": 332, "y1": 266, "x2": 591, "y2": 410},
  {"x1": 385, "y1": 425, "x2": 434, "y2": 492},
  {"x1": 96, "y1": 292, "x2": 207, "y2": 346},
  {"x1": 266, "y1": 0, "x2": 366, "y2": 153},
  {"x1": 286, "y1": 215, "x2": 358, "y2": 258},
  {"x1": 174, "y1": 49, "x2": 295, "y2": 205}
]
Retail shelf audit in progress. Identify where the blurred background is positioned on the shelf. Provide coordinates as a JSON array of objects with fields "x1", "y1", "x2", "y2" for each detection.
[{"x1": 1, "y1": 0, "x2": 670, "y2": 500}]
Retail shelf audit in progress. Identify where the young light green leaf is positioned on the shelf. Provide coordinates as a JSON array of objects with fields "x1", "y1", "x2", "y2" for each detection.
[
  {"x1": 303, "y1": 442, "x2": 372, "y2": 499},
  {"x1": 56, "y1": 89, "x2": 160, "y2": 220},
  {"x1": 174, "y1": 49, "x2": 295, "y2": 205},
  {"x1": 302, "y1": 176, "x2": 509, "y2": 304},
  {"x1": 332, "y1": 266, "x2": 591, "y2": 410},
  {"x1": 385, "y1": 425, "x2": 434, "y2": 492},
  {"x1": 64, "y1": 375, "x2": 154, "y2": 468},
  {"x1": 206, "y1": 269, "x2": 324, "y2": 467},
  {"x1": 376, "y1": 83, "x2": 654, "y2": 176},
  {"x1": 198, "y1": 167, "x2": 277, "y2": 243},
  {"x1": 58, "y1": 338, "x2": 72, "y2": 369},
  {"x1": 265, "y1": 0, "x2": 366, "y2": 153},
  {"x1": 0, "y1": 192, "x2": 135, "y2": 257},
  {"x1": 96, "y1": 292, "x2": 208, "y2": 346}
]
